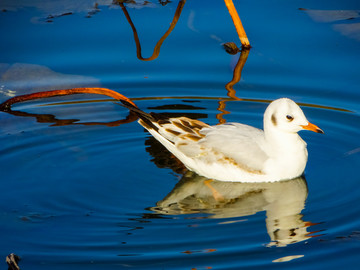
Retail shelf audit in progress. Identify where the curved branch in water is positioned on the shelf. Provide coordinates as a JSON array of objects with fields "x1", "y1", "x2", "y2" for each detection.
[
  {"x1": 0, "y1": 87, "x2": 137, "y2": 112},
  {"x1": 0, "y1": 87, "x2": 139, "y2": 127}
]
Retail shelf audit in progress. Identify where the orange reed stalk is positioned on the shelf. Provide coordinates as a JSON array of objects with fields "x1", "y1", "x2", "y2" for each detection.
[
  {"x1": 224, "y1": 0, "x2": 250, "y2": 48},
  {"x1": 0, "y1": 87, "x2": 137, "y2": 111}
]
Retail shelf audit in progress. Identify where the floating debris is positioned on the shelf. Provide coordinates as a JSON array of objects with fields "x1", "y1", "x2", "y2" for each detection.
[
  {"x1": 6, "y1": 253, "x2": 21, "y2": 270},
  {"x1": 223, "y1": 42, "x2": 240, "y2": 55}
]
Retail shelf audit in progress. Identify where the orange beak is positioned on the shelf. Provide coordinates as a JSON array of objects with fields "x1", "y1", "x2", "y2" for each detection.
[{"x1": 301, "y1": 122, "x2": 324, "y2": 134}]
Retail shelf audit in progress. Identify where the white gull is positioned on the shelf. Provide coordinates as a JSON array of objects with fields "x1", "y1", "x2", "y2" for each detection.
[{"x1": 122, "y1": 98, "x2": 323, "y2": 182}]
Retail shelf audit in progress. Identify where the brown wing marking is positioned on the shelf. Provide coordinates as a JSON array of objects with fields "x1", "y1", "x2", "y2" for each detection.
[
  {"x1": 219, "y1": 156, "x2": 265, "y2": 175},
  {"x1": 178, "y1": 117, "x2": 209, "y2": 130},
  {"x1": 172, "y1": 121, "x2": 195, "y2": 134},
  {"x1": 182, "y1": 134, "x2": 203, "y2": 142},
  {"x1": 165, "y1": 128, "x2": 182, "y2": 136},
  {"x1": 141, "y1": 116, "x2": 209, "y2": 145}
]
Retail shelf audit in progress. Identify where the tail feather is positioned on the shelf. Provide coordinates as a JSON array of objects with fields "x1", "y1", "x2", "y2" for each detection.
[
  {"x1": 119, "y1": 99, "x2": 209, "y2": 144},
  {"x1": 120, "y1": 99, "x2": 166, "y2": 131},
  {"x1": 119, "y1": 99, "x2": 152, "y2": 121},
  {"x1": 120, "y1": 99, "x2": 213, "y2": 173}
]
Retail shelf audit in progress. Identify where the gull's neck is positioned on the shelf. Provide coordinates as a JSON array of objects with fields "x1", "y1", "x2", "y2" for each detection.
[
  {"x1": 263, "y1": 123, "x2": 305, "y2": 154},
  {"x1": 263, "y1": 119, "x2": 308, "y2": 180}
]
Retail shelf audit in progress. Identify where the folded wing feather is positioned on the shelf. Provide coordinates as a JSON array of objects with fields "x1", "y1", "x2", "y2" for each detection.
[{"x1": 148, "y1": 118, "x2": 268, "y2": 173}]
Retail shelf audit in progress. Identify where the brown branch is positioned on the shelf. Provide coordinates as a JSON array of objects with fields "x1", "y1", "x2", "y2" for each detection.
[
  {"x1": 0, "y1": 87, "x2": 139, "y2": 126},
  {"x1": 0, "y1": 87, "x2": 137, "y2": 112}
]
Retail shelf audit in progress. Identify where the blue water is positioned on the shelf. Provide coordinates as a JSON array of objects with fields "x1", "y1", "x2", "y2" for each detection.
[{"x1": 1, "y1": 0, "x2": 360, "y2": 269}]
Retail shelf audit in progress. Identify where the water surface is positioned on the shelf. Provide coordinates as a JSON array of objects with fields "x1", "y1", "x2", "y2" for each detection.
[{"x1": 1, "y1": 0, "x2": 360, "y2": 269}]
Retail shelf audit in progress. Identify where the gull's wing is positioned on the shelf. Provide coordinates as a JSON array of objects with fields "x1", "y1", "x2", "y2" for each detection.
[
  {"x1": 149, "y1": 118, "x2": 268, "y2": 173},
  {"x1": 197, "y1": 123, "x2": 268, "y2": 172},
  {"x1": 119, "y1": 100, "x2": 268, "y2": 175}
]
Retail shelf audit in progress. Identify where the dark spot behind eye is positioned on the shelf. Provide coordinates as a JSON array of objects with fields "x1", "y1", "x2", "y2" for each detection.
[
  {"x1": 286, "y1": 115, "x2": 294, "y2": 121},
  {"x1": 271, "y1": 114, "x2": 277, "y2": 126}
]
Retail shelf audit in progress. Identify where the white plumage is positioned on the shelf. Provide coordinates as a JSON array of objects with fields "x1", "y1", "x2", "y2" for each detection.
[{"x1": 124, "y1": 98, "x2": 323, "y2": 182}]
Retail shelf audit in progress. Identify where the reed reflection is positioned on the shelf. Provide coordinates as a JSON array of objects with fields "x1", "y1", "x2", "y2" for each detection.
[
  {"x1": 116, "y1": 0, "x2": 186, "y2": 61},
  {"x1": 117, "y1": 0, "x2": 250, "y2": 61},
  {"x1": 217, "y1": 44, "x2": 250, "y2": 124},
  {"x1": 1, "y1": 108, "x2": 137, "y2": 127}
]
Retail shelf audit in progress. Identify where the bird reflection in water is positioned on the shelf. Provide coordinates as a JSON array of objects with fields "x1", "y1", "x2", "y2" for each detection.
[{"x1": 146, "y1": 135, "x2": 319, "y2": 247}]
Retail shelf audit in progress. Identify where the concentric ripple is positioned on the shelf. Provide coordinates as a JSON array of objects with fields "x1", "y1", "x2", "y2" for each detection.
[{"x1": 1, "y1": 95, "x2": 359, "y2": 269}]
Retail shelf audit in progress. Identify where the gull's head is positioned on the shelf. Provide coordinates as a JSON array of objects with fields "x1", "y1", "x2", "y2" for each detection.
[{"x1": 264, "y1": 98, "x2": 324, "y2": 134}]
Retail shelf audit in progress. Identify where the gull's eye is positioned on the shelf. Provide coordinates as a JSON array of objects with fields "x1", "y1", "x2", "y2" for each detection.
[{"x1": 286, "y1": 115, "x2": 294, "y2": 121}]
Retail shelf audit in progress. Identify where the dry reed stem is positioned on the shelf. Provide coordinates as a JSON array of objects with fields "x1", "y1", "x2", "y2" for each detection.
[
  {"x1": 0, "y1": 87, "x2": 137, "y2": 111},
  {"x1": 224, "y1": 0, "x2": 251, "y2": 48}
]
